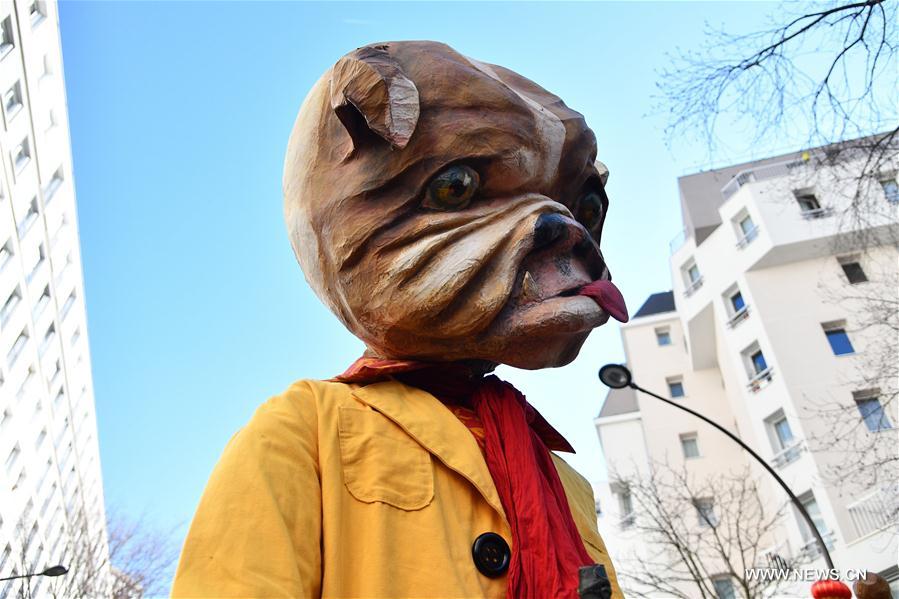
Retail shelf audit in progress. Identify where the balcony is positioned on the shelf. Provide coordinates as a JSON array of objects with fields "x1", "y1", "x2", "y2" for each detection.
[
  {"x1": 684, "y1": 275, "x2": 704, "y2": 297},
  {"x1": 800, "y1": 206, "x2": 834, "y2": 220},
  {"x1": 847, "y1": 487, "x2": 896, "y2": 539},
  {"x1": 746, "y1": 367, "x2": 774, "y2": 393},
  {"x1": 735, "y1": 225, "x2": 760, "y2": 249},
  {"x1": 721, "y1": 157, "x2": 809, "y2": 201},
  {"x1": 799, "y1": 530, "x2": 837, "y2": 558},
  {"x1": 726, "y1": 305, "x2": 750, "y2": 329},
  {"x1": 771, "y1": 439, "x2": 806, "y2": 468}
]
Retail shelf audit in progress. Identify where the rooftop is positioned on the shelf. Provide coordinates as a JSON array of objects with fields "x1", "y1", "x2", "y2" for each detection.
[
  {"x1": 633, "y1": 291, "x2": 675, "y2": 318},
  {"x1": 598, "y1": 385, "x2": 639, "y2": 418}
]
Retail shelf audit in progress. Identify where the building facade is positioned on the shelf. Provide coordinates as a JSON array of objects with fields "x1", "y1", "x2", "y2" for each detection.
[
  {"x1": 595, "y1": 143, "x2": 898, "y2": 597},
  {"x1": 0, "y1": 1, "x2": 110, "y2": 597}
]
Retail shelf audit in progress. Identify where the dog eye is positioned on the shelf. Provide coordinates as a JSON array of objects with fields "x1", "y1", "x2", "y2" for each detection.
[
  {"x1": 423, "y1": 165, "x2": 480, "y2": 210},
  {"x1": 576, "y1": 191, "x2": 604, "y2": 230}
]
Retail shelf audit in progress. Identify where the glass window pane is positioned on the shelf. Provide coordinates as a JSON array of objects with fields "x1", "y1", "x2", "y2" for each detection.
[
  {"x1": 713, "y1": 577, "x2": 736, "y2": 599},
  {"x1": 669, "y1": 381, "x2": 685, "y2": 398},
  {"x1": 731, "y1": 292, "x2": 745, "y2": 312},
  {"x1": 656, "y1": 330, "x2": 671, "y2": 346},
  {"x1": 825, "y1": 329, "x2": 854, "y2": 355},
  {"x1": 688, "y1": 264, "x2": 700, "y2": 282},
  {"x1": 840, "y1": 262, "x2": 868, "y2": 284},
  {"x1": 856, "y1": 398, "x2": 893, "y2": 432},
  {"x1": 751, "y1": 351, "x2": 768, "y2": 373},
  {"x1": 774, "y1": 418, "x2": 794, "y2": 447},
  {"x1": 682, "y1": 437, "x2": 699, "y2": 458}
]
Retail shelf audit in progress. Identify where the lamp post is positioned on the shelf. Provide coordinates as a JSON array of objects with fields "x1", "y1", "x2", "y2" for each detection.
[
  {"x1": 0, "y1": 564, "x2": 69, "y2": 582},
  {"x1": 598, "y1": 363, "x2": 836, "y2": 571}
]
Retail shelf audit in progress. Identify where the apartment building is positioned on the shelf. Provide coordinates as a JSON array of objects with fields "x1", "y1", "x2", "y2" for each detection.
[
  {"x1": 0, "y1": 1, "x2": 110, "y2": 597},
  {"x1": 595, "y1": 142, "x2": 899, "y2": 598}
]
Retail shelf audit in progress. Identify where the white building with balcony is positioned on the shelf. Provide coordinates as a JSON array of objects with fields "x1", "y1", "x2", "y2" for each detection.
[
  {"x1": 595, "y1": 141, "x2": 899, "y2": 598},
  {"x1": 0, "y1": 1, "x2": 110, "y2": 597}
]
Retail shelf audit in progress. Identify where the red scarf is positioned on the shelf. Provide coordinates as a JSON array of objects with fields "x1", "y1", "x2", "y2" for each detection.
[{"x1": 335, "y1": 358, "x2": 593, "y2": 599}]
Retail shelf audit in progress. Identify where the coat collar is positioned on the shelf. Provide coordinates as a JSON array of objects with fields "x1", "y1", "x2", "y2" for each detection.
[{"x1": 350, "y1": 380, "x2": 508, "y2": 521}]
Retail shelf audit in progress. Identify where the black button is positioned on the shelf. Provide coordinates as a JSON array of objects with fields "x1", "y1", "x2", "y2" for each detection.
[{"x1": 471, "y1": 532, "x2": 510, "y2": 578}]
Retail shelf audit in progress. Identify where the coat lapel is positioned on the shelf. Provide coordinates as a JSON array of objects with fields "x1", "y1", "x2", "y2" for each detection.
[{"x1": 351, "y1": 380, "x2": 508, "y2": 522}]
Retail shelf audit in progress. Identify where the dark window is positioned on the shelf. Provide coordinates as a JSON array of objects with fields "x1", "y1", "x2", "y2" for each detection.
[
  {"x1": 655, "y1": 329, "x2": 671, "y2": 346},
  {"x1": 796, "y1": 193, "x2": 821, "y2": 212},
  {"x1": 669, "y1": 381, "x2": 685, "y2": 398},
  {"x1": 881, "y1": 179, "x2": 899, "y2": 203},
  {"x1": 840, "y1": 262, "x2": 867, "y2": 284},
  {"x1": 825, "y1": 328, "x2": 854, "y2": 355},
  {"x1": 730, "y1": 291, "x2": 745, "y2": 312},
  {"x1": 751, "y1": 350, "x2": 768, "y2": 374},
  {"x1": 856, "y1": 397, "x2": 893, "y2": 432}
]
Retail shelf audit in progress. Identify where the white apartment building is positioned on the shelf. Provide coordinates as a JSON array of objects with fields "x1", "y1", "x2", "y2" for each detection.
[
  {"x1": 0, "y1": 1, "x2": 110, "y2": 597},
  {"x1": 595, "y1": 143, "x2": 899, "y2": 598}
]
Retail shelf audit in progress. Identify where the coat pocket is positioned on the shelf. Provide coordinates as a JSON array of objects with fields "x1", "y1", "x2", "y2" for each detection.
[{"x1": 337, "y1": 406, "x2": 434, "y2": 511}]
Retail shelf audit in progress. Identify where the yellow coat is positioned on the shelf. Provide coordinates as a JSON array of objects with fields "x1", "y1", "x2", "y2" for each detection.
[{"x1": 172, "y1": 379, "x2": 624, "y2": 598}]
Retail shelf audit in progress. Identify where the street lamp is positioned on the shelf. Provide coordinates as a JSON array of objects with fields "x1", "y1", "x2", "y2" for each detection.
[
  {"x1": 0, "y1": 564, "x2": 69, "y2": 582},
  {"x1": 598, "y1": 363, "x2": 836, "y2": 571}
]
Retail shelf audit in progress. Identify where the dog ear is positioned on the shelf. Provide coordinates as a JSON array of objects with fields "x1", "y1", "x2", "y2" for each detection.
[
  {"x1": 329, "y1": 45, "x2": 420, "y2": 151},
  {"x1": 595, "y1": 160, "x2": 610, "y2": 186}
]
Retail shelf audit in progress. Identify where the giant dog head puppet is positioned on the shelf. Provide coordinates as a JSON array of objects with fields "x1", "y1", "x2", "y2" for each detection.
[{"x1": 284, "y1": 41, "x2": 627, "y2": 370}]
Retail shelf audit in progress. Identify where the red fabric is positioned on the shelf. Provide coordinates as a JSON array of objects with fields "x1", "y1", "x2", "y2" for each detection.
[{"x1": 334, "y1": 358, "x2": 592, "y2": 598}]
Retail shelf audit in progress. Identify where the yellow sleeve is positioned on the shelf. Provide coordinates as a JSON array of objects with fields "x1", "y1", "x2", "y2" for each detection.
[{"x1": 172, "y1": 383, "x2": 321, "y2": 598}]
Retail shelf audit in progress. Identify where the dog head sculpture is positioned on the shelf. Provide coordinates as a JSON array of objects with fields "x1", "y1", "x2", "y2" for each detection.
[{"x1": 284, "y1": 41, "x2": 626, "y2": 369}]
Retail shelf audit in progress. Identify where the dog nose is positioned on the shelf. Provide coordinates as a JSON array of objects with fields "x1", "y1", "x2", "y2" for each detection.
[{"x1": 533, "y1": 213, "x2": 568, "y2": 249}]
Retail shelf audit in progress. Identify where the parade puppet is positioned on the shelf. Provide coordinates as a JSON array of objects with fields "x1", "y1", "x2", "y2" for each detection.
[{"x1": 173, "y1": 41, "x2": 629, "y2": 599}]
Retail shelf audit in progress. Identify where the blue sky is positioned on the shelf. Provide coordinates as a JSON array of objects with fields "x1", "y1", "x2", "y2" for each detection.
[{"x1": 57, "y1": 0, "x2": 798, "y2": 554}]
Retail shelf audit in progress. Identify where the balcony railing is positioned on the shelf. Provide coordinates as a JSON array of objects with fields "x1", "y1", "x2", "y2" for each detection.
[
  {"x1": 721, "y1": 157, "x2": 809, "y2": 200},
  {"x1": 726, "y1": 306, "x2": 750, "y2": 328},
  {"x1": 684, "y1": 276, "x2": 704, "y2": 297},
  {"x1": 746, "y1": 367, "x2": 774, "y2": 393},
  {"x1": 800, "y1": 206, "x2": 834, "y2": 220},
  {"x1": 735, "y1": 225, "x2": 760, "y2": 249},
  {"x1": 847, "y1": 487, "x2": 896, "y2": 538},
  {"x1": 771, "y1": 439, "x2": 806, "y2": 468},
  {"x1": 799, "y1": 530, "x2": 836, "y2": 558}
]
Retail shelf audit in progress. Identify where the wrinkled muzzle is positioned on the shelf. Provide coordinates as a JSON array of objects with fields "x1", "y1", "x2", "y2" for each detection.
[{"x1": 332, "y1": 195, "x2": 569, "y2": 358}]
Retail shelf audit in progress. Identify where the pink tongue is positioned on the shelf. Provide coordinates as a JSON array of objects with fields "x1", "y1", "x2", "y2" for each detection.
[{"x1": 578, "y1": 280, "x2": 629, "y2": 323}]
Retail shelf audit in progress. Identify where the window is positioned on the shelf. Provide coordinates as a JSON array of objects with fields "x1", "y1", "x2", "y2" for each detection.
[
  {"x1": 29, "y1": 0, "x2": 46, "y2": 27},
  {"x1": 881, "y1": 177, "x2": 899, "y2": 203},
  {"x1": 12, "y1": 137, "x2": 30, "y2": 173},
  {"x1": 61, "y1": 290, "x2": 76, "y2": 319},
  {"x1": 854, "y1": 392, "x2": 893, "y2": 432},
  {"x1": 683, "y1": 261, "x2": 703, "y2": 296},
  {"x1": 751, "y1": 349, "x2": 768, "y2": 374},
  {"x1": 771, "y1": 415, "x2": 795, "y2": 449},
  {"x1": 795, "y1": 192, "x2": 821, "y2": 212},
  {"x1": 694, "y1": 497, "x2": 717, "y2": 527},
  {"x1": 614, "y1": 486, "x2": 634, "y2": 528},
  {"x1": 668, "y1": 377, "x2": 685, "y2": 398},
  {"x1": 838, "y1": 256, "x2": 868, "y2": 284},
  {"x1": 687, "y1": 263, "x2": 701, "y2": 283},
  {"x1": 680, "y1": 433, "x2": 700, "y2": 458},
  {"x1": 7, "y1": 328, "x2": 28, "y2": 368},
  {"x1": 0, "y1": 17, "x2": 13, "y2": 57},
  {"x1": 1, "y1": 285, "x2": 21, "y2": 325},
  {"x1": 795, "y1": 491, "x2": 827, "y2": 543},
  {"x1": 735, "y1": 212, "x2": 758, "y2": 248},
  {"x1": 5, "y1": 443, "x2": 20, "y2": 474},
  {"x1": 16, "y1": 197, "x2": 39, "y2": 238},
  {"x1": 0, "y1": 238, "x2": 13, "y2": 271},
  {"x1": 3, "y1": 80, "x2": 22, "y2": 120},
  {"x1": 42, "y1": 167, "x2": 64, "y2": 203},
  {"x1": 712, "y1": 576, "x2": 737, "y2": 599},
  {"x1": 33, "y1": 285, "x2": 50, "y2": 319},
  {"x1": 655, "y1": 327, "x2": 671, "y2": 346},
  {"x1": 26, "y1": 243, "x2": 45, "y2": 282},
  {"x1": 730, "y1": 290, "x2": 745, "y2": 313},
  {"x1": 822, "y1": 322, "x2": 854, "y2": 355}
]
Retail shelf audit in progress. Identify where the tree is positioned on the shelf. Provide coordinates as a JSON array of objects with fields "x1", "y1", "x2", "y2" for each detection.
[
  {"x1": 657, "y1": 0, "x2": 898, "y2": 182},
  {"x1": 610, "y1": 463, "x2": 790, "y2": 599},
  {"x1": 105, "y1": 508, "x2": 180, "y2": 599}
]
